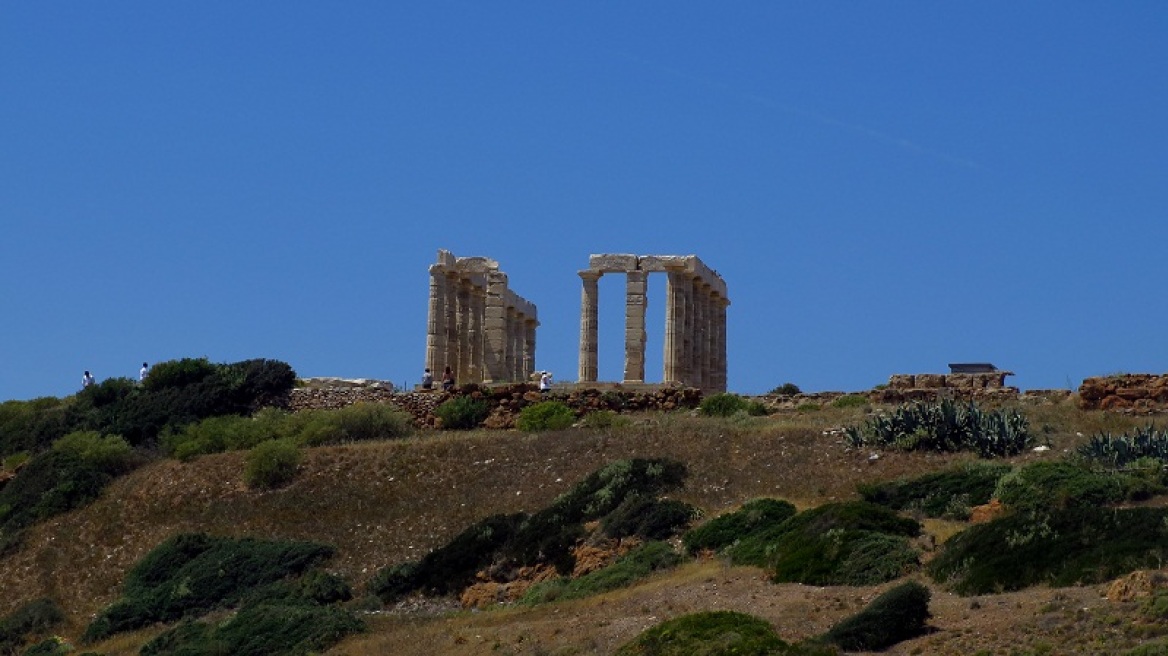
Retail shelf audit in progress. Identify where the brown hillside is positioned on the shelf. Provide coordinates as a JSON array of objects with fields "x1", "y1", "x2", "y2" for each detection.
[{"x1": 0, "y1": 399, "x2": 1161, "y2": 654}]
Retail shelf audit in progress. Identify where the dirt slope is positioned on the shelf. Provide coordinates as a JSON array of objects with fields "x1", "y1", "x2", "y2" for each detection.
[{"x1": 0, "y1": 405, "x2": 1160, "y2": 654}]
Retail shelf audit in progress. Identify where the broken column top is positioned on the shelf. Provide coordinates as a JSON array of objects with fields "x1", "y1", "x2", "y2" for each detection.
[{"x1": 585, "y1": 253, "x2": 728, "y2": 301}]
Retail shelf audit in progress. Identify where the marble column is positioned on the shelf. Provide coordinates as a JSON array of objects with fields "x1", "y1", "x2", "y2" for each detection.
[
  {"x1": 425, "y1": 264, "x2": 448, "y2": 375},
  {"x1": 483, "y1": 271, "x2": 508, "y2": 383},
  {"x1": 623, "y1": 270, "x2": 647, "y2": 384},
  {"x1": 523, "y1": 318, "x2": 537, "y2": 381},
  {"x1": 456, "y1": 279, "x2": 471, "y2": 382},
  {"x1": 467, "y1": 286, "x2": 484, "y2": 383},
  {"x1": 688, "y1": 277, "x2": 704, "y2": 390},
  {"x1": 663, "y1": 268, "x2": 686, "y2": 384},
  {"x1": 578, "y1": 271, "x2": 600, "y2": 382},
  {"x1": 714, "y1": 295, "x2": 729, "y2": 392}
]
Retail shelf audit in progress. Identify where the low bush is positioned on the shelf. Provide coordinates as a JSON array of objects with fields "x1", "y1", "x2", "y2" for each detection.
[
  {"x1": 434, "y1": 396, "x2": 490, "y2": 430},
  {"x1": 699, "y1": 393, "x2": 748, "y2": 417},
  {"x1": 579, "y1": 410, "x2": 631, "y2": 429},
  {"x1": 244, "y1": 439, "x2": 302, "y2": 490},
  {"x1": 823, "y1": 580, "x2": 931, "y2": 651},
  {"x1": 49, "y1": 431, "x2": 136, "y2": 475},
  {"x1": 683, "y1": 498, "x2": 797, "y2": 554},
  {"x1": 139, "y1": 602, "x2": 362, "y2": 656},
  {"x1": 601, "y1": 498, "x2": 696, "y2": 540},
  {"x1": 0, "y1": 598, "x2": 64, "y2": 655},
  {"x1": 927, "y1": 506, "x2": 1168, "y2": 595},
  {"x1": 993, "y1": 461, "x2": 1154, "y2": 511},
  {"x1": 831, "y1": 394, "x2": 869, "y2": 409},
  {"x1": 142, "y1": 358, "x2": 217, "y2": 392},
  {"x1": 84, "y1": 533, "x2": 335, "y2": 642},
  {"x1": 368, "y1": 513, "x2": 523, "y2": 602},
  {"x1": 515, "y1": 401, "x2": 576, "y2": 432},
  {"x1": 297, "y1": 403, "x2": 413, "y2": 445},
  {"x1": 858, "y1": 463, "x2": 1011, "y2": 519},
  {"x1": 615, "y1": 610, "x2": 833, "y2": 656},
  {"x1": 18, "y1": 636, "x2": 71, "y2": 656},
  {"x1": 728, "y1": 501, "x2": 920, "y2": 586},
  {"x1": 0, "y1": 451, "x2": 119, "y2": 550},
  {"x1": 0, "y1": 398, "x2": 67, "y2": 462},
  {"x1": 521, "y1": 541, "x2": 682, "y2": 605},
  {"x1": 769, "y1": 383, "x2": 802, "y2": 396},
  {"x1": 369, "y1": 458, "x2": 689, "y2": 603},
  {"x1": 845, "y1": 398, "x2": 1031, "y2": 458}
]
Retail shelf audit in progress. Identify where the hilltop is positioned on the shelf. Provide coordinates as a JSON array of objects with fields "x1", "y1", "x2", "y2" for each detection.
[{"x1": 0, "y1": 392, "x2": 1165, "y2": 654}]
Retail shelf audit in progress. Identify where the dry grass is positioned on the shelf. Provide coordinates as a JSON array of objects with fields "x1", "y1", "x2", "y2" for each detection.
[{"x1": 0, "y1": 403, "x2": 1162, "y2": 654}]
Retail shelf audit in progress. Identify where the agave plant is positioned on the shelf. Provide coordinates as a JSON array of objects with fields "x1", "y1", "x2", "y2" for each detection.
[{"x1": 846, "y1": 400, "x2": 1031, "y2": 458}]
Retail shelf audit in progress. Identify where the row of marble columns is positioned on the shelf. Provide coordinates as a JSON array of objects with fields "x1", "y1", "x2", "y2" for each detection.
[
  {"x1": 578, "y1": 254, "x2": 729, "y2": 392},
  {"x1": 425, "y1": 251, "x2": 538, "y2": 384}
]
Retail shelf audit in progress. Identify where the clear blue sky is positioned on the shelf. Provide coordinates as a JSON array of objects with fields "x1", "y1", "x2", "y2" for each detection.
[{"x1": 3, "y1": 3, "x2": 1166, "y2": 401}]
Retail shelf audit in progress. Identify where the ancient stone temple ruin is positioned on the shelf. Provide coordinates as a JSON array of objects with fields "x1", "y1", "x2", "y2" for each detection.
[
  {"x1": 578, "y1": 254, "x2": 729, "y2": 392},
  {"x1": 425, "y1": 250, "x2": 538, "y2": 384}
]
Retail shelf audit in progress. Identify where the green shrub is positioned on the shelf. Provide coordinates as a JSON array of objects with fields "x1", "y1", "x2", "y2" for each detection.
[
  {"x1": 615, "y1": 611, "x2": 793, "y2": 656},
  {"x1": 823, "y1": 580, "x2": 931, "y2": 651},
  {"x1": 0, "y1": 398, "x2": 67, "y2": 461},
  {"x1": 142, "y1": 358, "x2": 218, "y2": 392},
  {"x1": 0, "y1": 598, "x2": 64, "y2": 655},
  {"x1": 522, "y1": 541, "x2": 682, "y2": 605},
  {"x1": 515, "y1": 401, "x2": 576, "y2": 431},
  {"x1": 993, "y1": 461, "x2": 1148, "y2": 511},
  {"x1": 769, "y1": 383, "x2": 802, "y2": 396},
  {"x1": 84, "y1": 533, "x2": 335, "y2": 642},
  {"x1": 579, "y1": 410, "x2": 631, "y2": 429},
  {"x1": 831, "y1": 394, "x2": 869, "y2": 409},
  {"x1": 683, "y1": 498, "x2": 797, "y2": 554},
  {"x1": 139, "y1": 603, "x2": 362, "y2": 656},
  {"x1": 601, "y1": 498, "x2": 696, "y2": 540},
  {"x1": 728, "y1": 501, "x2": 920, "y2": 585},
  {"x1": 796, "y1": 402, "x2": 821, "y2": 412},
  {"x1": 368, "y1": 513, "x2": 523, "y2": 602},
  {"x1": 368, "y1": 458, "x2": 689, "y2": 603},
  {"x1": 845, "y1": 399, "x2": 1031, "y2": 458},
  {"x1": 745, "y1": 400, "x2": 770, "y2": 416},
  {"x1": 50, "y1": 431, "x2": 136, "y2": 475},
  {"x1": 3, "y1": 452, "x2": 30, "y2": 472},
  {"x1": 298, "y1": 403, "x2": 414, "y2": 445},
  {"x1": 699, "y1": 393, "x2": 748, "y2": 417},
  {"x1": 434, "y1": 396, "x2": 490, "y2": 430},
  {"x1": 19, "y1": 636, "x2": 71, "y2": 656},
  {"x1": 244, "y1": 439, "x2": 302, "y2": 490},
  {"x1": 858, "y1": 463, "x2": 1011, "y2": 519},
  {"x1": 927, "y1": 506, "x2": 1168, "y2": 595},
  {"x1": 0, "y1": 451, "x2": 117, "y2": 548}
]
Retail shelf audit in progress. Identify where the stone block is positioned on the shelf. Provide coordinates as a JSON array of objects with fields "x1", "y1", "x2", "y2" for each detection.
[
  {"x1": 589, "y1": 253, "x2": 639, "y2": 272},
  {"x1": 916, "y1": 374, "x2": 946, "y2": 388},
  {"x1": 947, "y1": 374, "x2": 974, "y2": 389},
  {"x1": 888, "y1": 374, "x2": 915, "y2": 389}
]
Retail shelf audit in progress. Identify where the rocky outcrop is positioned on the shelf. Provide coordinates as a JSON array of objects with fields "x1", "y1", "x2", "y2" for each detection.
[{"x1": 1079, "y1": 374, "x2": 1168, "y2": 413}]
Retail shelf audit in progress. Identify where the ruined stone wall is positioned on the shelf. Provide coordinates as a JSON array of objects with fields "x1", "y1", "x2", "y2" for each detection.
[
  {"x1": 869, "y1": 372, "x2": 1019, "y2": 404},
  {"x1": 282, "y1": 379, "x2": 703, "y2": 430},
  {"x1": 1079, "y1": 374, "x2": 1168, "y2": 413}
]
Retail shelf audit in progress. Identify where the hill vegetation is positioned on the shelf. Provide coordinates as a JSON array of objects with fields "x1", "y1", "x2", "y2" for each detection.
[{"x1": 5, "y1": 372, "x2": 1168, "y2": 654}]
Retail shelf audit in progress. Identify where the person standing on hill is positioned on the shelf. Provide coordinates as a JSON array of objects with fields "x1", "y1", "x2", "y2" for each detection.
[
  {"x1": 421, "y1": 368, "x2": 434, "y2": 390},
  {"x1": 441, "y1": 366, "x2": 455, "y2": 391},
  {"x1": 140, "y1": 362, "x2": 149, "y2": 383},
  {"x1": 540, "y1": 371, "x2": 552, "y2": 394},
  {"x1": 82, "y1": 371, "x2": 95, "y2": 388}
]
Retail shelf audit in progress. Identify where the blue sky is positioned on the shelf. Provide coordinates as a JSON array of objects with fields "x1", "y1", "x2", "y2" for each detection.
[{"x1": 3, "y1": 3, "x2": 1166, "y2": 401}]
